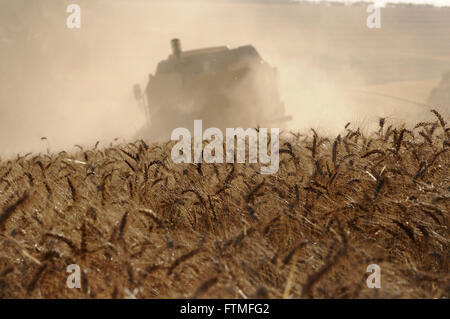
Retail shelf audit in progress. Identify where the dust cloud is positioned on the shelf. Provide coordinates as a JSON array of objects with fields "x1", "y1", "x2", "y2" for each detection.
[{"x1": 1, "y1": 0, "x2": 449, "y2": 157}]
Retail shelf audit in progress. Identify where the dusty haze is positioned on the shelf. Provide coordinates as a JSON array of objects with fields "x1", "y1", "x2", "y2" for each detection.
[{"x1": 1, "y1": 0, "x2": 450, "y2": 156}]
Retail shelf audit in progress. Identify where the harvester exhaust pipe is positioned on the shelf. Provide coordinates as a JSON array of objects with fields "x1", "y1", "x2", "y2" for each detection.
[{"x1": 171, "y1": 38, "x2": 182, "y2": 59}]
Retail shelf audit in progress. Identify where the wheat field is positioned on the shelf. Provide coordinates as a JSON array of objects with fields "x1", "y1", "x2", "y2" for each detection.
[{"x1": 0, "y1": 110, "x2": 448, "y2": 298}]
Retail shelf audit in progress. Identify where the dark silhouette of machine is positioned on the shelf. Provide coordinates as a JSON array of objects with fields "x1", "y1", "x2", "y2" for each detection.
[
  {"x1": 428, "y1": 71, "x2": 450, "y2": 109},
  {"x1": 134, "y1": 39, "x2": 290, "y2": 139}
]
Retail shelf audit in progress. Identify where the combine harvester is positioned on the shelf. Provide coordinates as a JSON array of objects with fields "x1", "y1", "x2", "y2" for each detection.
[{"x1": 133, "y1": 39, "x2": 291, "y2": 140}]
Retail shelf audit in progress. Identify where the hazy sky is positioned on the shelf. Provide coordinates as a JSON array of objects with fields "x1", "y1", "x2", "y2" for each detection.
[
  {"x1": 1, "y1": 0, "x2": 449, "y2": 156},
  {"x1": 296, "y1": 0, "x2": 450, "y2": 6}
]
